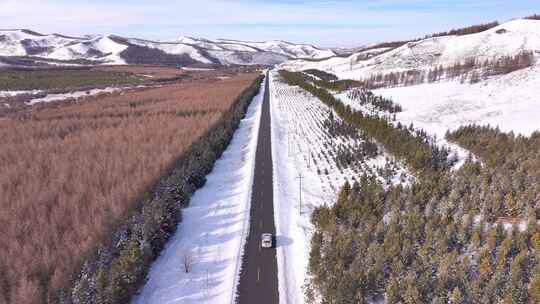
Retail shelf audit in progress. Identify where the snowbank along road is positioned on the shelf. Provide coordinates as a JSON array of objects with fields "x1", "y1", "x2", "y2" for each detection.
[
  {"x1": 236, "y1": 71, "x2": 279, "y2": 304},
  {"x1": 132, "y1": 75, "x2": 265, "y2": 304}
]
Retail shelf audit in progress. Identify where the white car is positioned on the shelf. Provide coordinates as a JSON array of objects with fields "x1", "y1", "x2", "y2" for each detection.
[{"x1": 261, "y1": 233, "x2": 274, "y2": 248}]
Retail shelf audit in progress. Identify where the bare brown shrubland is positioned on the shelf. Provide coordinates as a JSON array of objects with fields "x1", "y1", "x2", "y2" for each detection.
[{"x1": 0, "y1": 72, "x2": 257, "y2": 303}]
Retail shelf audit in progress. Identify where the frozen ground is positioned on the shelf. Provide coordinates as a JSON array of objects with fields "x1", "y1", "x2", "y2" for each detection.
[
  {"x1": 269, "y1": 71, "x2": 409, "y2": 304},
  {"x1": 132, "y1": 78, "x2": 264, "y2": 304}
]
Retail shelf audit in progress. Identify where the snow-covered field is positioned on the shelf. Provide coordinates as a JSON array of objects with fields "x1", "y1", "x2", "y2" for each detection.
[
  {"x1": 132, "y1": 78, "x2": 264, "y2": 304},
  {"x1": 269, "y1": 71, "x2": 408, "y2": 304},
  {"x1": 371, "y1": 64, "x2": 540, "y2": 138}
]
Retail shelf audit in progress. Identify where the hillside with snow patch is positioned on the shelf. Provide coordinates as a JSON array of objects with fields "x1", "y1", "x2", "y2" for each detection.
[{"x1": 282, "y1": 19, "x2": 540, "y2": 80}]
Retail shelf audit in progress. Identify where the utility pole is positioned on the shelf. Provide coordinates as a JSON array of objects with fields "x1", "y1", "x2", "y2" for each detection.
[
  {"x1": 296, "y1": 172, "x2": 303, "y2": 215},
  {"x1": 287, "y1": 132, "x2": 291, "y2": 157}
]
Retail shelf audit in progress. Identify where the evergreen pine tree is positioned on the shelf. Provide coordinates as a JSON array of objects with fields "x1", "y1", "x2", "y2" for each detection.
[{"x1": 450, "y1": 287, "x2": 463, "y2": 304}]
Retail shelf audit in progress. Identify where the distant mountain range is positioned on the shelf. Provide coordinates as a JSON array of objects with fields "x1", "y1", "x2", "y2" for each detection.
[{"x1": 0, "y1": 29, "x2": 336, "y2": 67}]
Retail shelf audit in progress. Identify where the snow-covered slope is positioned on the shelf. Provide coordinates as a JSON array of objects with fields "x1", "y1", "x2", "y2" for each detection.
[
  {"x1": 279, "y1": 18, "x2": 540, "y2": 171},
  {"x1": 172, "y1": 36, "x2": 335, "y2": 59},
  {"x1": 282, "y1": 19, "x2": 540, "y2": 79},
  {"x1": 373, "y1": 64, "x2": 540, "y2": 138},
  {"x1": 299, "y1": 19, "x2": 540, "y2": 167},
  {"x1": 216, "y1": 39, "x2": 335, "y2": 59},
  {"x1": 48, "y1": 36, "x2": 128, "y2": 64},
  {"x1": 0, "y1": 29, "x2": 334, "y2": 67},
  {"x1": 127, "y1": 38, "x2": 213, "y2": 64},
  {"x1": 0, "y1": 30, "x2": 127, "y2": 64}
]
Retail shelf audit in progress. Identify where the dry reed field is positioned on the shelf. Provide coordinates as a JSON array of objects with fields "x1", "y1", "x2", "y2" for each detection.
[{"x1": 0, "y1": 72, "x2": 258, "y2": 303}]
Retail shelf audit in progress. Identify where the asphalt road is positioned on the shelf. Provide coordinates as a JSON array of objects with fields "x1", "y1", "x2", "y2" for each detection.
[{"x1": 236, "y1": 72, "x2": 279, "y2": 304}]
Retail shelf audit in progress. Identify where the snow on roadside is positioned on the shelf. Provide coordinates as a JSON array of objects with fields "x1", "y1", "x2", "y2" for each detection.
[
  {"x1": 269, "y1": 71, "x2": 409, "y2": 304},
  {"x1": 132, "y1": 77, "x2": 264, "y2": 304}
]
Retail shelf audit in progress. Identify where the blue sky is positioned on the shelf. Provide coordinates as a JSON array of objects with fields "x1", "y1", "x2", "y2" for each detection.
[{"x1": 1, "y1": 0, "x2": 538, "y2": 47}]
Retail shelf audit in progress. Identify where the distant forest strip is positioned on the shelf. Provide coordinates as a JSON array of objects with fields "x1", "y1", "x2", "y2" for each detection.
[
  {"x1": 0, "y1": 72, "x2": 263, "y2": 304},
  {"x1": 274, "y1": 70, "x2": 540, "y2": 303}
]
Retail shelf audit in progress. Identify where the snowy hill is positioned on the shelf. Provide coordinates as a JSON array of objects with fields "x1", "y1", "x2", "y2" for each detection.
[
  {"x1": 171, "y1": 36, "x2": 335, "y2": 59},
  {"x1": 0, "y1": 29, "x2": 334, "y2": 67},
  {"x1": 216, "y1": 39, "x2": 335, "y2": 59},
  {"x1": 282, "y1": 19, "x2": 540, "y2": 80},
  {"x1": 278, "y1": 18, "x2": 540, "y2": 169},
  {"x1": 0, "y1": 30, "x2": 127, "y2": 64}
]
